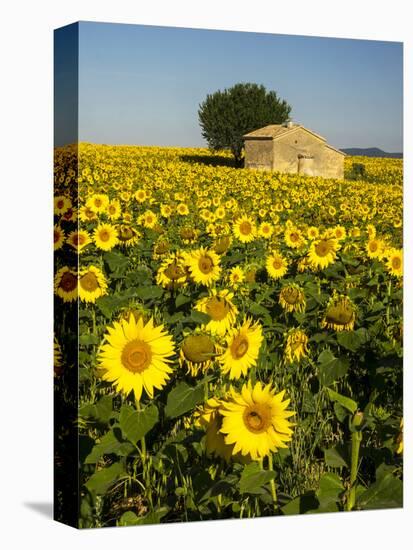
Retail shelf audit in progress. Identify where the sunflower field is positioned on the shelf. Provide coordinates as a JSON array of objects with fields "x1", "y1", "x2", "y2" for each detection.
[{"x1": 54, "y1": 144, "x2": 403, "y2": 528}]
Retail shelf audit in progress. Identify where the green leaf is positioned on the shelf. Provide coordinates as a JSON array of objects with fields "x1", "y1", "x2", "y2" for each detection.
[
  {"x1": 190, "y1": 310, "x2": 211, "y2": 324},
  {"x1": 104, "y1": 251, "x2": 129, "y2": 273},
  {"x1": 85, "y1": 462, "x2": 124, "y2": 495},
  {"x1": 135, "y1": 285, "x2": 164, "y2": 301},
  {"x1": 324, "y1": 445, "x2": 349, "y2": 468},
  {"x1": 317, "y1": 350, "x2": 349, "y2": 386},
  {"x1": 79, "y1": 395, "x2": 113, "y2": 424},
  {"x1": 316, "y1": 473, "x2": 344, "y2": 506},
  {"x1": 239, "y1": 462, "x2": 276, "y2": 495},
  {"x1": 337, "y1": 329, "x2": 369, "y2": 352},
  {"x1": 175, "y1": 293, "x2": 191, "y2": 308},
  {"x1": 119, "y1": 404, "x2": 159, "y2": 444},
  {"x1": 281, "y1": 492, "x2": 319, "y2": 515},
  {"x1": 119, "y1": 507, "x2": 169, "y2": 526},
  {"x1": 79, "y1": 333, "x2": 99, "y2": 346},
  {"x1": 84, "y1": 428, "x2": 135, "y2": 463},
  {"x1": 165, "y1": 381, "x2": 206, "y2": 418},
  {"x1": 357, "y1": 473, "x2": 402, "y2": 510},
  {"x1": 326, "y1": 388, "x2": 357, "y2": 414}
]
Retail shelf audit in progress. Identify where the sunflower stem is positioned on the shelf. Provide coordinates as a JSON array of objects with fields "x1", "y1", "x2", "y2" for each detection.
[
  {"x1": 346, "y1": 429, "x2": 362, "y2": 511},
  {"x1": 268, "y1": 453, "x2": 278, "y2": 510}
]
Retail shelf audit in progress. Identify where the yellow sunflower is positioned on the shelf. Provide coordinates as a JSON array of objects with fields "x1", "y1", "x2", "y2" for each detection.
[
  {"x1": 195, "y1": 397, "x2": 235, "y2": 462},
  {"x1": 53, "y1": 225, "x2": 65, "y2": 251},
  {"x1": 140, "y1": 210, "x2": 158, "y2": 229},
  {"x1": 228, "y1": 266, "x2": 245, "y2": 287},
  {"x1": 54, "y1": 266, "x2": 78, "y2": 302},
  {"x1": 94, "y1": 223, "x2": 119, "y2": 251},
  {"x1": 284, "y1": 328, "x2": 309, "y2": 364},
  {"x1": 106, "y1": 200, "x2": 122, "y2": 220},
  {"x1": 67, "y1": 230, "x2": 91, "y2": 254},
  {"x1": 219, "y1": 318, "x2": 263, "y2": 380},
  {"x1": 266, "y1": 251, "x2": 289, "y2": 280},
  {"x1": 279, "y1": 284, "x2": 306, "y2": 313},
  {"x1": 156, "y1": 253, "x2": 188, "y2": 290},
  {"x1": 233, "y1": 215, "x2": 257, "y2": 243},
  {"x1": 86, "y1": 193, "x2": 109, "y2": 213},
  {"x1": 322, "y1": 294, "x2": 356, "y2": 331},
  {"x1": 258, "y1": 222, "x2": 274, "y2": 239},
  {"x1": 179, "y1": 333, "x2": 216, "y2": 376},
  {"x1": 54, "y1": 195, "x2": 71, "y2": 216},
  {"x1": 385, "y1": 248, "x2": 403, "y2": 278},
  {"x1": 195, "y1": 289, "x2": 238, "y2": 336},
  {"x1": 186, "y1": 247, "x2": 221, "y2": 286},
  {"x1": 284, "y1": 226, "x2": 306, "y2": 249},
  {"x1": 220, "y1": 381, "x2": 295, "y2": 460},
  {"x1": 117, "y1": 224, "x2": 141, "y2": 247},
  {"x1": 98, "y1": 315, "x2": 175, "y2": 401},
  {"x1": 78, "y1": 265, "x2": 108, "y2": 303},
  {"x1": 307, "y1": 236, "x2": 340, "y2": 270},
  {"x1": 134, "y1": 189, "x2": 147, "y2": 203},
  {"x1": 366, "y1": 238, "x2": 386, "y2": 260}
]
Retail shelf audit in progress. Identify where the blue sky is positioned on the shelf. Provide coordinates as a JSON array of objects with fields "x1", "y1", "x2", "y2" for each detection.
[{"x1": 69, "y1": 22, "x2": 403, "y2": 151}]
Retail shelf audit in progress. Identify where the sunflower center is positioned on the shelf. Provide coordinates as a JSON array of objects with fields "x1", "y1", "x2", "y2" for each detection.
[
  {"x1": 205, "y1": 297, "x2": 230, "y2": 321},
  {"x1": 314, "y1": 239, "x2": 333, "y2": 257},
  {"x1": 119, "y1": 227, "x2": 134, "y2": 241},
  {"x1": 239, "y1": 221, "x2": 252, "y2": 235},
  {"x1": 281, "y1": 287, "x2": 300, "y2": 304},
  {"x1": 80, "y1": 272, "x2": 99, "y2": 292},
  {"x1": 94, "y1": 198, "x2": 102, "y2": 207},
  {"x1": 326, "y1": 303, "x2": 354, "y2": 325},
  {"x1": 369, "y1": 241, "x2": 378, "y2": 252},
  {"x1": 290, "y1": 232, "x2": 299, "y2": 242},
  {"x1": 272, "y1": 257, "x2": 283, "y2": 270},
  {"x1": 99, "y1": 229, "x2": 110, "y2": 242},
  {"x1": 164, "y1": 261, "x2": 185, "y2": 281},
  {"x1": 182, "y1": 334, "x2": 214, "y2": 363},
  {"x1": 230, "y1": 335, "x2": 249, "y2": 359},
  {"x1": 74, "y1": 234, "x2": 85, "y2": 246},
  {"x1": 121, "y1": 340, "x2": 152, "y2": 373},
  {"x1": 198, "y1": 255, "x2": 214, "y2": 274},
  {"x1": 392, "y1": 257, "x2": 401, "y2": 269},
  {"x1": 57, "y1": 199, "x2": 64, "y2": 209},
  {"x1": 180, "y1": 228, "x2": 195, "y2": 240},
  {"x1": 60, "y1": 271, "x2": 77, "y2": 292},
  {"x1": 243, "y1": 404, "x2": 271, "y2": 433}
]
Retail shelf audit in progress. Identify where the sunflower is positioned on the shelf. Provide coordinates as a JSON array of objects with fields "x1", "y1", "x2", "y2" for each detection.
[
  {"x1": 213, "y1": 235, "x2": 232, "y2": 254},
  {"x1": 86, "y1": 193, "x2": 109, "y2": 213},
  {"x1": 177, "y1": 203, "x2": 189, "y2": 216},
  {"x1": 284, "y1": 328, "x2": 309, "y2": 364},
  {"x1": 228, "y1": 266, "x2": 245, "y2": 287},
  {"x1": 307, "y1": 226, "x2": 319, "y2": 240},
  {"x1": 279, "y1": 284, "x2": 306, "y2": 313},
  {"x1": 395, "y1": 418, "x2": 403, "y2": 454},
  {"x1": 140, "y1": 210, "x2": 158, "y2": 229},
  {"x1": 54, "y1": 225, "x2": 65, "y2": 251},
  {"x1": 134, "y1": 189, "x2": 147, "y2": 203},
  {"x1": 284, "y1": 226, "x2": 306, "y2": 249},
  {"x1": 195, "y1": 289, "x2": 238, "y2": 336},
  {"x1": 79, "y1": 205, "x2": 98, "y2": 222},
  {"x1": 94, "y1": 223, "x2": 119, "y2": 251},
  {"x1": 78, "y1": 265, "x2": 108, "y2": 303},
  {"x1": 156, "y1": 253, "x2": 188, "y2": 290},
  {"x1": 180, "y1": 333, "x2": 216, "y2": 376},
  {"x1": 67, "y1": 230, "x2": 92, "y2": 254},
  {"x1": 54, "y1": 195, "x2": 71, "y2": 216},
  {"x1": 219, "y1": 318, "x2": 263, "y2": 380},
  {"x1": 322, "y1": 294, "x2": 356, "y2": 331},
  {"x1": 385, "y1": 248, "x2": 403, "y2": 278},
  {"x1": 117, "y1": 224, "x2": 141, "y2": 247},
  {"x1": 258, "y1": 222, "x2": 273, "y2": 239},
  {"x1": 98, "y1": 315, "x2": 175, "y2": 401},
  {"x1": 54, "y1": 266, "x2": 78, "y2": 302},
  {"x1": 366, "y1": 238, "x2": 386, "y2": 260},
  {"x1": 160, "y1": 204, "x2": 173, "y2": 218},
  {"x1": 186, "y1": 247, "x2": 221, "y2": 286},
  {"x1": 106, "y1": 200, "x2": 122, "y2": 220},
  {"x1": 233, "y1": 215, "x2": 257, "y2": 243},
  {"x1": 333, "y1": 225, "x2": 347, "y2": 241},
  {"x1": 307, "y1": 236, "x2": 339, "y2": 270},
  {"x1": 219, "y1": 381, "x2": 295, "y2": 460},
  {"x1": 266, "y1": 251, "x2": 289, "y2": 280}
]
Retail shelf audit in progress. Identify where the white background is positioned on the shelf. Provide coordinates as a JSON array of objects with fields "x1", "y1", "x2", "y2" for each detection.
[{"x1": 0, "y1": 0, "x2": 411, "y2": 548}]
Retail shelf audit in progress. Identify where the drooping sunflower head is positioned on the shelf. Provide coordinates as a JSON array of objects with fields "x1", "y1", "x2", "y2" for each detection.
[
  {"x1": 117, "y1": 224, "x2": 141, "y2": 247},
  {"x1": 186, "y1": 247, "x2": 221, "y2": 286},
  {"x1": 180, "y1": 332, "x2": 216, "y2": 377},
  {"x1": 195, "y1": 289, "x2": 238, "y2": 336},
  {"x1": 219, "y1": 317, "x2": 263, "y2": 380},
  {"x1": 279, "y1": 284, "x2": 306, "y2": 313},
  {"x1": 98, "y1": 315, "x2": 175, "y2": 401},
  {"x1": 322, "y1": 294, "x2": 356, "y2": 332},
  {"x1": 219, "y1": 381, "x2": 295, "y2": 460},
  {"x1": 156, "y1": 253, "x2": 188, "y2": 290},
  {"x1": 180, "y1": 226, "x2": 198, "y2": 244},
  {"x1": 213, "y1": 235, "x2": 232, "y2": 254},
  {"x1": 283, "y1": 328, "x2": 309, "y2": 364},
  {"x1": 152, "y1": 239, "x2": 170, "y2": 259},
  {"x1": 78, "y1": 265, "x2": 108, "y2": 303}
]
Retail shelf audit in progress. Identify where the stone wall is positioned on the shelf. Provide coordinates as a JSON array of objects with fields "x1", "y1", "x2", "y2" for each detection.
[{"x1": 244, "y1": 138, "x2": 273, "y2": 171}]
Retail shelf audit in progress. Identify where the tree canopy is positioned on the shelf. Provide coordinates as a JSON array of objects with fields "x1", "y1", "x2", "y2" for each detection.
[{"x1": 198, "y1": 83, "x2": 291, "y2": 166}]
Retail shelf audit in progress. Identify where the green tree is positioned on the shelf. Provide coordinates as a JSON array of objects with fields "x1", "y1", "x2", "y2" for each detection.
[{"x1": 198, "y1": 83, "x2": 291, "y2": 167}]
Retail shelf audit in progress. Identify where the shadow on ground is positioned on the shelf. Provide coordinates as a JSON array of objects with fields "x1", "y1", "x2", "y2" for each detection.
[
  {"x1": 24, "y1": 502, "x2": 53, "y2": 519},
  {"x1": 179, "y1": 153, "x2": 237, "y2": 168}
]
